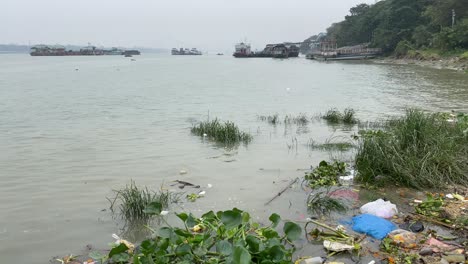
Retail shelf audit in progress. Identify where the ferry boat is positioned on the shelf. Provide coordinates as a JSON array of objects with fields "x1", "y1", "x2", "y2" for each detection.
[{"x1": 233, "y1": 42, "x2": 252, "y2": 58}]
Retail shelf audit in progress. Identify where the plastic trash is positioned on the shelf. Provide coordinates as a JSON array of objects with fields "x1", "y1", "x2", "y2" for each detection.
[
  {"x1": 387, "y1": 229, "x2": 419, "y2": 249},
  {"x1": 323, "y1": 240, "x2": 354, "y2": 252},
  {"x1": 360, "y1": 199, "x2": 398, "y2": 218},
  {"x1": 296, "y1": 257, "x2": 323, "y2": 264},
  {"x1": 352, "y1": 214, "x2": 396, "y2": 239},
  {"x1": 399, "y1": 220, "x2": 424, "y2": 232}
]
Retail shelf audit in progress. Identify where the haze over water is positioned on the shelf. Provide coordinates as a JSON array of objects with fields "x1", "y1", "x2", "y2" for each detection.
[{"x1": 0, "y1": 54, "x2": 467, "y2": 263}]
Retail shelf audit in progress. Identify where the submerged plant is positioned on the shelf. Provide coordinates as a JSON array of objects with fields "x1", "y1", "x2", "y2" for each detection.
[
  {"x1": 304, "y1": 160, "x2": 347, "y2": 189},
  {"x1": 191, "y1": 119, "x2": 252, "y2": 145},
  {"x1": 103, "y1": 208, "x2": 302, "y2": 264},
  {"x1": 355, "y1": 109, "x2": 468, "y2": 189}
]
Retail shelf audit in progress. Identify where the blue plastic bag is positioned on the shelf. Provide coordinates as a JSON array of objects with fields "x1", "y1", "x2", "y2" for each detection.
[{"x1": 352, "y1": 214, "x2": 396, "y2": 239}]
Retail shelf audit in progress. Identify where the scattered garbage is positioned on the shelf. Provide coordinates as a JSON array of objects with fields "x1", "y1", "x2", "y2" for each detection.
[
  {"x1": 295, "y1": 256, "x2": 323, "y2": 264},
  {"x1": 360, "y1": 199, "x2": 398, "y2": 218},
  {"x1": 179, "y1": 170, "x2": 187, "y2": 175},
  {"x1": 352, "y1": 214, "x2": 396, "y2": 239},
  {"x1": 387, "y1": 229, "x2": 420, "y2": 249},
  {"x1": 323, "y1": 240, "x2": 354, "y2": 252},
  {"x1": 328, "y1": 189, "x2": 359, "y2": 202},
  {"x1": 399, "y1": 220, "x2": 424, "y2": 232},
  {"x1": 172, "y1": 180, "x2": 200, "y2": 189},
  {"x1": 425, "y1": 237, "x2": 460, "y2": 253}
]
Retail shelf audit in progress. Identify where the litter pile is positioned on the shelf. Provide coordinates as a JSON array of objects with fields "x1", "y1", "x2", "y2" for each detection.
[{"x1": 301, "y1": 160, "x2": 467, "y2": 263}]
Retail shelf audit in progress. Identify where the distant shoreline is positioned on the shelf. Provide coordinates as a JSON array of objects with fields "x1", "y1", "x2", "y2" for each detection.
[{"x1": 372, "y1": 57, "x2": 468, "y2": 72}]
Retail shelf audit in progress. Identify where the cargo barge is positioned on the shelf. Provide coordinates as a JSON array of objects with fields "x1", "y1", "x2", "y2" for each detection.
[{"x1": 29, "y1": 45, "x2": 140, "y2": 56}]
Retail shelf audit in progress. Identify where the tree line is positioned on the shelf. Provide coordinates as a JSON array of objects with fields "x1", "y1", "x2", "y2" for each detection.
[{"x1": 306, "y1": 0, "x2": 468, "y2": 55}]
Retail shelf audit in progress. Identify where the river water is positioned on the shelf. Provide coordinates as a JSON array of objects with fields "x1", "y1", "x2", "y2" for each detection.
[{"x1": 0, "y1": 54, "x2": 467, "y2": 263}]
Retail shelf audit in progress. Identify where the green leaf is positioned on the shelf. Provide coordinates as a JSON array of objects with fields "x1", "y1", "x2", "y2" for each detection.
[
  {"x1": 133, "y1": 254, "x2": 141, "y2": 264},
  {"x1": 232, "y1": 245, "x2": 251, "y2": 264},
  {"x1": 283, "y1": 222, "x2": 302, "y2": 241},
  {"x1": 268, "y1": 245, "x2": 285, "y2": 261},
  {"x1": 176, "y1": 243, "x2": 192, "y2": 256},
  {"x1": 216, "y1": 240, "x2": 233, "y2": 256},
  {"x1": 319, "y1": 160, "x2": 328, "y2": 167},
  {"x1": 174, "y1": 228, "x2": 193, "y2": 238},
  {"x1": 187, "y1": 213, "x2": 197, "y2": 228},
  {"x1": 108, "y1": 243, "x2": 129, "y2": 258},
  {"x1": 159, "y1": 227, "x2": 174, "y2": 238},
  {"x1": 262, "y1": 228, "x2": 279, "y2": 239},
  {"x1": 268, "y1": 213, "x2": 281, "y2": 228},
  {"x1": 176, "y1": 212, "x2": 188, "y2": 222},
  {"x1": 220, "y1": 210, "x2": 242, "y2": 229},
  {"x1": 245, "y1": 235, "x2": 260, "y2": 253},
  {"x1": 111, "y1": 252, "x2": 130, "y2": 262},
  {"x1": 143, "y1": 201, "x2": 162, "y2": 215},
  {"x1": 242, "y1": 212, "x2": 251, "y2": 223},
  {"x1": 89, "y1": 251, "x2": 106, "y2": 260},
  {"x1": 193, "y1": 246, "x2": 208, "y2": 257}
]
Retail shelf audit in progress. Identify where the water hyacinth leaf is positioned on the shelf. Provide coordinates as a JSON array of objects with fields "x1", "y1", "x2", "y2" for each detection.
[
  {"x1": 283, "y1": 222, "x2": 302, "y2": 241},
  {"x1": 268, "y1": 245, "x2": 285, "y2": 261},
  {"x1": 175, "y1": 243, "x2": 192, "y2": 256},
  {"x1": 269, "y1": 213, "x2": 281, "y2": 228},
  {"x1": 242, "y1": 212, "x2": 250, "y2": 223},
  {"x1": 108, "y1": 243, "x2": 129, "y2": 258},
  {"x1": 111, "y1": 252, "x2": 130, "y2": 262},
  {"x1": 89, "y1": 251, "x2": 106, "y2": 260},
  {"x1": 193, "y1": 246, "x2": 208, "y2": 257},
  {"x1": 262, "y1": 228, "x2": 279, "y2": 239},
  {"x1": 133, "y1": 254, "x2": 141, "y2": 264},
  {"x1": 232, "y1": 245, "x2": 251, "y2": 264},
  {"x1": 159, "y1": 227, "x2": 175, "y2": 239},
  {"x1": 174, "y1": 228, "x2": 193, "y2": 238},
  {"x1": 187, "y1": 213, "x2": 197, "y2": 228},
  {"x1": 216, "y1": 240, "x2": 233, "y2": 256},
  {"x1": 245, "y1": 235, "x2": 261, "y2": 253},
  {"x1": 176, "y1": 212, "x2": 188, "y2": 222},
  {"x1": 143, "y1": 201, "x2": 162, "y2": 215},
  {"x1": 220, "y1": 210, "x2": 242, "y2": 229}
]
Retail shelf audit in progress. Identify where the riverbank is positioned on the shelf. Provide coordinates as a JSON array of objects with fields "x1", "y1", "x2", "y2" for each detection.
[{"x1": 373, "y1": 56, "x2": 468, "y2": 72}]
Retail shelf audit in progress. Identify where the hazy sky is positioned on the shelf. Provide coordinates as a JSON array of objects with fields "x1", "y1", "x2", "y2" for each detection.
[{"x1": 2, "y1": 0, "x2": 374, "y2": 51}]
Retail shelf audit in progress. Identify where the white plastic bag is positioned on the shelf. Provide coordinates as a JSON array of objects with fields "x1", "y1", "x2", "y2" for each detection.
[{"x1": 360, "y1": 199, "x2": 398, "y2": 218}]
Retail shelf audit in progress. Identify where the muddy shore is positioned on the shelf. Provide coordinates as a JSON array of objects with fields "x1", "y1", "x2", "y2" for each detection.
[{"x1": 372, "y1": 57, "x2": 468, "y2": 72}]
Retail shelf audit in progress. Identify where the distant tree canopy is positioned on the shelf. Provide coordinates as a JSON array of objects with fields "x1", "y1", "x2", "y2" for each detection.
[{"x1": 314, "y1": 0, "x2": 468, "y2": 53}]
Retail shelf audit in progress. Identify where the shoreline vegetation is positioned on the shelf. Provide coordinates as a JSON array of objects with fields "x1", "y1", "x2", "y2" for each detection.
[{"x1": 55, "y1": 109, "x2": 468, "y2": 264}]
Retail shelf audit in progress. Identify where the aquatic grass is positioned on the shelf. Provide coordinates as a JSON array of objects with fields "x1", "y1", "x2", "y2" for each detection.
[
  {"x1": 308, "y1": 138, "x2": 355, "y2": 152},
  {"x1": 307, "y1": 191, "x2": 347, "y2": 216},
  {"x1": 284, "y1": 113, "x2": 310, "y2": 125},
  {"x1": 258, "y1": 114, "x2": 280, "y2": 125},
  {"x1": 191, "y1": 118, "x2": 252, "y2": 145},
  {"x1": 322, "y1": 108, "x2": 342, "y2": 124},
  {"x1": 355, "y1": 109, "x2": 468, "y2": 189},
  {"x1": 109, "y1": 181, "x2": 178, "y2": 224},
  {"x1": 343, "y1": 108, "x2": 358, "y2": 124},
  {"x1": 322, "y1": 108, "x2": 359, "y2": 125}
]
